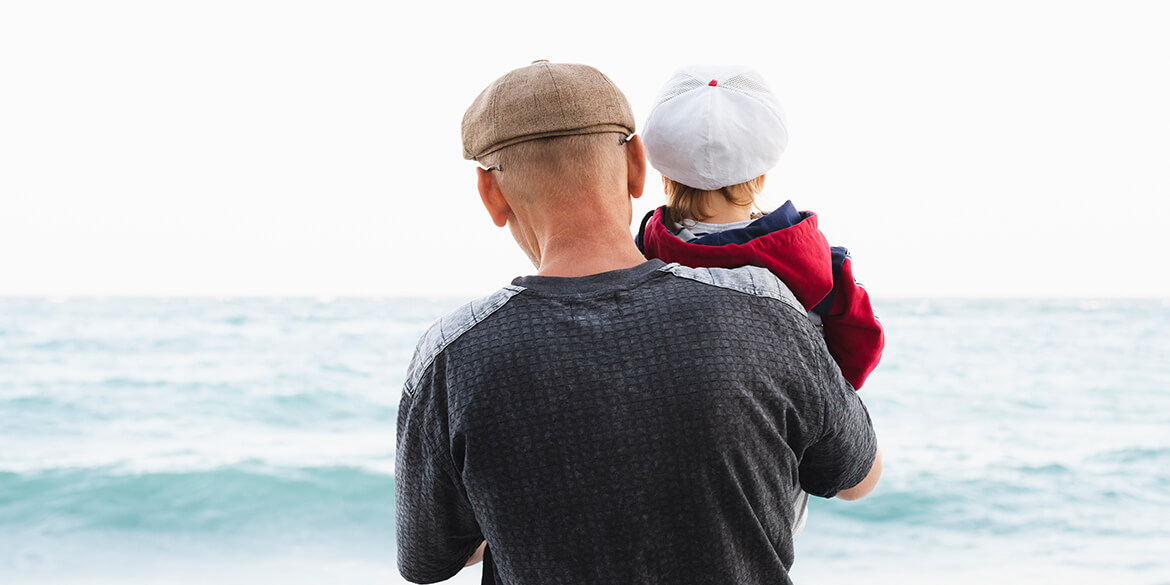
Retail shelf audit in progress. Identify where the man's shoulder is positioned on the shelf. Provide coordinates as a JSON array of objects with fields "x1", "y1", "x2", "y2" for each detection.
[
  {"x1": 401, "y1": 264, "x2": 804, "y2": 397},
  {"x1": 402, "y1": 285, "x2": 526, "y2": 397},
  {"x1": 656, "y1": 262, "x2": 805, "y2": 315}
]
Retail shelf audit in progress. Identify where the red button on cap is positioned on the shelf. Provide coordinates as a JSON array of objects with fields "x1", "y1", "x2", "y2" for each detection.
[{"x1": 709, "y1": 80, "x2": 718, "y2": 86}]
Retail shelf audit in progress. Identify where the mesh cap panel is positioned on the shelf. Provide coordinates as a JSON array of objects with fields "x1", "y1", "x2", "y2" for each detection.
[
  {"x1": 653, "y1": 76, "x2": 705, "y2": 109},
  {"x1": 720, "y1": 73, "x2": 772, "y2": 96}
]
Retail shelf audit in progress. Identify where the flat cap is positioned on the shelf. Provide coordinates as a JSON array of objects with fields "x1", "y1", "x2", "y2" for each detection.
[{"x1": 461, "y1": 60, "x2": 636, "y2": 161}]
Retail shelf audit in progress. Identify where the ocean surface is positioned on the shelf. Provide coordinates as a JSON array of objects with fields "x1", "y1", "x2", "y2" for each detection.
[{"x1": 1, "y1": 296, "x2": 1168, "y2": 584}]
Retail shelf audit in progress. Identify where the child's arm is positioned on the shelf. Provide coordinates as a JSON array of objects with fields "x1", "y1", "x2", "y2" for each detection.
[{"x1": 814, "y1": 246, "x2": 884, "y2": 390}]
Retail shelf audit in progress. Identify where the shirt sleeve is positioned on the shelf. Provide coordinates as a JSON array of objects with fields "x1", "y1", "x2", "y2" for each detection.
[
  {"x1": 796, "y1": 335, "x2": 879, "y2": 498},
  {"x1": 395, "y1": 379, "x2": 483, "y2": 583}
]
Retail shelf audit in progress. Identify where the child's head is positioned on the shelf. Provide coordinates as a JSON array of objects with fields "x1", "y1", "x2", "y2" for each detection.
[{"x1": 642, "y1": 66, "x2": 787, "y2": 222}]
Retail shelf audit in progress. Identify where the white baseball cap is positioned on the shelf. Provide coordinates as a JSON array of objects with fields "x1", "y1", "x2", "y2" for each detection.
[{"x1": 642, "y1": 65, "x2": 788, "y2": 191}]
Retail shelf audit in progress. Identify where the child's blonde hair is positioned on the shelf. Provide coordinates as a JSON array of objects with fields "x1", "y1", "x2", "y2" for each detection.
[{"x1": 662, "y1": 175, "x2": 765, "y2": 229}]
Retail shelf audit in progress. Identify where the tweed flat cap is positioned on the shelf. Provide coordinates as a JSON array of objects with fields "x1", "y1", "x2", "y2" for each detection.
[{"x1": 461, "y1": 60, "x2": 636, "y2": 161}]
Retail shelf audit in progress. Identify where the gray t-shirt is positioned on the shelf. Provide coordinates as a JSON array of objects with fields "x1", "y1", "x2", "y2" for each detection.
[{"x1": 396, "y1": 260, "x2": 876, "y2": 585}]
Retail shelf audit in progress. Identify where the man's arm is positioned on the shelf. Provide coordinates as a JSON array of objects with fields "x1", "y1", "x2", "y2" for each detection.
[
  {"x1": 795, "y1": 318, "x2": 881, "y2": 499},
  {"x1": 396, "y1": 386, "x2": 484, "y2": 583},
  {"x1": 836, "y1": 445, "x2": 882, "y2": 501},
  {"x1": 464, "y1": 542, "x2": 486, "y2": 566}
]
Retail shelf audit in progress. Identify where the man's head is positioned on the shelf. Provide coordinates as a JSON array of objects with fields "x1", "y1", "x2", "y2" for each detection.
[
  {"x1": 461, "y1": 60, "x2": 635, "y2": 162},
  {"x1": 461, "y1": 61, "x2": 647, "y2": 271}
]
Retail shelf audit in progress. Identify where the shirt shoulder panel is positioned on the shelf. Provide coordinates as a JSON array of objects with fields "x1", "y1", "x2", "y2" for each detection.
[
  {"x1": 403, "y1": 285, "x2": 526, "y2": 397},
  {"x1": 657, "y1": 262, "x2": 805, "y2": 315}
]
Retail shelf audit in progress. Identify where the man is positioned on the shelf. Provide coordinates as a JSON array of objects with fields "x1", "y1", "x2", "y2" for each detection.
[{"x1": 396, "y1": 60, "x2": 881, "y2": 585}]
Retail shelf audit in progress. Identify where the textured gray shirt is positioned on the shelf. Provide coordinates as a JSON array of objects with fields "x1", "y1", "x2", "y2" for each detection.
[{"x1": 396, "y1": 260, "x2": 876, "y2": 585}]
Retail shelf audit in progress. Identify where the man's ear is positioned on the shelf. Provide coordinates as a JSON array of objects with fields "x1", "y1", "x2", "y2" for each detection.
[
  {"x1": 624, "y1": 135, "x2": 647, "y2": 200},
  {"x1": 477, "y1": 167, "x2": 510, "y2": 227}
]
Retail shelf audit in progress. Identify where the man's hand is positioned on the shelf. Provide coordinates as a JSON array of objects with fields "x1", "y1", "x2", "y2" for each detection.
[
  {"x1": 837, "y1": 446, "x2": 882, "y2": 501},
  {"x1": 465, "y1": 541, "x2": 487, "y2": 566}
]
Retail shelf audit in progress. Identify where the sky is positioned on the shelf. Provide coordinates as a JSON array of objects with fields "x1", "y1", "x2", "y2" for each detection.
[{"x1": 1, "y1": 0, "x2": 1168, "y2": 298}]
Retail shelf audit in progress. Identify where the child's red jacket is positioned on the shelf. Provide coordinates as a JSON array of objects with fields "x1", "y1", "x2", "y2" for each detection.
[{"x1": 636, "y1": 201, "x2": 884, "y2": 390}]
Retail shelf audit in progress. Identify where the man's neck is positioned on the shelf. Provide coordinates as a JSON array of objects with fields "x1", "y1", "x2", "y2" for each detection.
[{"x1": 534, "y1": 224, "x2": 648, "y2": 278}]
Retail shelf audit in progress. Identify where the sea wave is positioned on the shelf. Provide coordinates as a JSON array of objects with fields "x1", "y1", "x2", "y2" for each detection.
[{"x1": 0, "y1": 464, "x2": 394, "y2": 535}]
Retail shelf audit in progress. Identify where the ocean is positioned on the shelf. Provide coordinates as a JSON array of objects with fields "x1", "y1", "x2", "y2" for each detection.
[{"x1": 1, "y1": 296, "x2": 1168, "y2": 584}]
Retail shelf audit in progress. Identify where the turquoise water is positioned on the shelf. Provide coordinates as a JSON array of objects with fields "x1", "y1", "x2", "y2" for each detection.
[{"x1": 1, "y1": 297, "x2": 1168, "y2": 584}]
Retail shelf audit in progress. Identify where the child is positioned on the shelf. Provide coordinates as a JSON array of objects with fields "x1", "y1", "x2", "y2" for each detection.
[
  {"x1": 634, "y1": 66, "x2": 885, "y2": 541},
  {"x1": 636, "y1": 65, "x2": 884, "y2": 392}
]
